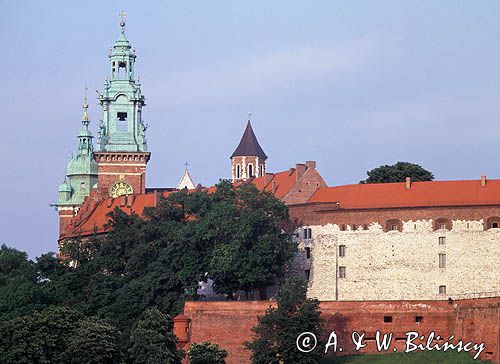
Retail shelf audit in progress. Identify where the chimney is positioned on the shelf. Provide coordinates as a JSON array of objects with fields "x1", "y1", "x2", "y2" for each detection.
[
  {"x1": 264, "y1": 173, "x2": 274, "y2": 185},
  {"x1": 405, "y1": 177, "x2": 411, "y2": 190},
  {"x1": 305, "y1": 161, "x2": 317, "y2": 170},
  {"x1": 481, "y1": 175, "x2": 486, "y2": 187},
  {"x1": 272, "y1": 181, "x2": 277, "y2": 194},
  {"x1": 288, "y1": 167, "x2": 295, "y2": 176},
  {"x1": 295, "y1": 163, "x2": 306, "y2": 180}
]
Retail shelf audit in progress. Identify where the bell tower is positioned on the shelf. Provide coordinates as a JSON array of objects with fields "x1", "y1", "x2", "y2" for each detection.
[
  {"x1": 231, "y1": 114, "x2": 267, "y2": 182},
  {"x1": 94, "y1": 13, "x2": 150, "y2": 198}
]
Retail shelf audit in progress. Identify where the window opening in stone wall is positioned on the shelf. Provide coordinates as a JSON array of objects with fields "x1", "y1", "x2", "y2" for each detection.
[
  {"x1": 439, "y1": 254, "x2": 446, "y2": 268},
  {"x1": 236, "y1": 165, "x2": 241, "y2": 179},
  {"x1": 415, "y1": 316, "x2": 423, "y2": 323},
  {"x1": 338, "y1": 266, "x2": 346, "y2": 278},
  {"x1": 391, "y1": 224, "x2": 398, "y2": 231},
  {"x1": 439, "y1": 285, "x2": 447, "y2": 294},
  {"x1": 439, "y1": 236, "x2": 446, "y2": 245},
  {"x1": 339, "y1": 245, "x2": 345, "y2": 257},
  {"x1": 248, "y1": 164, "x2": 254, "y2": 177},
  {"x1": 383, "y1": 316, "x2": 392, "y2": 323},
  {"x1": 304, "y1": 228, "x2": 312, "y2": 239},
  {"x1": 305, "y1": 247, "x2": 311, "y2": 259},
  {"x1": 492, "y1": 222, "x2": 499, "y2": 228},
  {"x1": 117, "y1": 112, "x2": 128, "y2": 131},
  {"x1": 304, "y1": 269, "x2": 310, "y2": 281}
]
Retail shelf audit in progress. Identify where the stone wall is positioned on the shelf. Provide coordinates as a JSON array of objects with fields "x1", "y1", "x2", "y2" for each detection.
[
  {"x1": 289, "y1": 204, "x2": 500, "y2": 301},
  {"x1": 176, "y1": 298, "x2": 500, "y2": 364}
]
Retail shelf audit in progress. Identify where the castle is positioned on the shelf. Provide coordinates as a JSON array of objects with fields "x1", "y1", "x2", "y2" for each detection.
[{"x1": 56, "y1": 19, "x2": 500, "y2": 363}]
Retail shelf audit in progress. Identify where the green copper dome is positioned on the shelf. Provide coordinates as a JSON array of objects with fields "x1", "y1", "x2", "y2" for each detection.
[
  {"x1": 57, "y1": 97, "x2": 98, "y2": 207},
  {"x1": 58, "y1": 179, "x2": 72, "y2": 193}
]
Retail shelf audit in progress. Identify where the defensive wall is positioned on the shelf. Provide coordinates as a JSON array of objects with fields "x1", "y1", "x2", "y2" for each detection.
[{"x1": 174, "y1": 297, "x2": 500, "y2": 364}]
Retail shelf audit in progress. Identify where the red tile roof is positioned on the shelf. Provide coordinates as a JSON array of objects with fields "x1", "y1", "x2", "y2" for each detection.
[
  {"x1": 307, "y1": 179, "x2": 500, "y2": 209},
  {"x1": 250, "y1": 169, "x2": 297, "y2": 198}
]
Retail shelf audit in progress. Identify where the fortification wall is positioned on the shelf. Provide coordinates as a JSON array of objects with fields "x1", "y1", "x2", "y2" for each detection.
[
  {"x1": 176, "y1": 298, "x2": 499, "y2": 364},
  {"x1": 289, "y1": 204, "x2": 500, "y2": 301}
]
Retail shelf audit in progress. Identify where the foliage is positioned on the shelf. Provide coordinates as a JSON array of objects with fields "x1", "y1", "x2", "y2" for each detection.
[
  {"x1": 0, "y1": 180, "x2": 294, "y2": 363},
  {"x1": 360, "y1": 162, "x2": 434, "y2": 184},
  {"x1": 66, "y1": 319, "x2": 123, "y2": 364},
  {"x1": 188, "y1": 341, "x2": 227, "y2": 364},
  {"x1": 246, "y1": 278, "x2": 324, "y2": 364},
  {"x1": 128, "y1": 308, "x2": 183, "y2": 364}
]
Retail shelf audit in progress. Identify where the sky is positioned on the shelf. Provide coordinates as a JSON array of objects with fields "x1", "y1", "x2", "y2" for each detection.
[{"x1": 0, "y1": 1, "x2": 499, "y2": 258}]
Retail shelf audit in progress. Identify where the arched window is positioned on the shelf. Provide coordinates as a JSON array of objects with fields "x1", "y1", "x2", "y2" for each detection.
[
  {"x1": 486, "y1": 216, "x2": 500, "y2": 229},
  {"x1": 259, "y1": 164, "x2": 264, "y2": 177},
  {"x1": 248, "y1": 164, "x2": 254, "y2": 177},
  {"x1": 236, "y1": 165, "x2": 241, "y2": 179},
  {"x1": 385, "y1": 219, "x2": 402, "y2": 232},
  {"x1": 434, "y1": 218, "x2": 452, "y2": 231}
]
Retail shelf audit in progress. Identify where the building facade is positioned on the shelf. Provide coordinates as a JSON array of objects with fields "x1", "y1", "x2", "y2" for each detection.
[{"x1": 55, "y1": 18, "x2": 499, "y2": 305}]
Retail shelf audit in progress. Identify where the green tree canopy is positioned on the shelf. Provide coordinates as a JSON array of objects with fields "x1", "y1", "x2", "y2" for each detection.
[
  {"x1": 128, "y1": 308, "x2": 183, "y2": 364},
  {"x1": 188, "y1": 341, "x2": 227, "y2": 364},
  {"x1": 360, "y1": 162, "x2": 434, "y2": 184},
  {"x1": 246, "y1": 278, "x2": 324, "y2": 364}
]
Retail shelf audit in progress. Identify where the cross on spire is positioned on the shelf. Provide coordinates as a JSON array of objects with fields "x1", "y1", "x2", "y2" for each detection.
[
  {"x1": 248, "y1": 112, "x2": 253, "y2": 121},
  {"x1": 184, "y1": 161, "x2": 190, "y2": 171},
  {"x1": 119, "y1": 11, "x2": 127, "y2": 31}
]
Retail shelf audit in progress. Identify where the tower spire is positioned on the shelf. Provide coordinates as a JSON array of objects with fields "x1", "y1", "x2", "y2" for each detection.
[
  {"x1": 119, "y1": 11, "x2": 127, "y2": 33},
  {"x1": 231, "y1": 114, "x2": 268, "y2": 182},
  {"x1": 82, "y1": 86, "x2": 89, "y2": 126}
]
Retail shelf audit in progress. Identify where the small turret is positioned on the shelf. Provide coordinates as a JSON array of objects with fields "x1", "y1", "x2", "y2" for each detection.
[
  {"x1": 57, "y1": 93, "x2": 98, "y2": 207},
  {"x1": 231, "y1": 114, "x2": 267, "y2": 182}
]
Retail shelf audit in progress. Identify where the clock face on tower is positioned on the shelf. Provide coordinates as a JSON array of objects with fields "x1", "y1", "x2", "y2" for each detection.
[{"x1": 110, "y1": 181, "x2": 133, "y2": 198}]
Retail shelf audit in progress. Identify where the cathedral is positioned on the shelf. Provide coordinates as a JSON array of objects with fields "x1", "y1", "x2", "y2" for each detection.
[
  {"x1": 57, "y1": 18, "x2": 499, "y2": 303},
  {"x1": 55, "y1": 18, "x2": 500, "y2": 364}
]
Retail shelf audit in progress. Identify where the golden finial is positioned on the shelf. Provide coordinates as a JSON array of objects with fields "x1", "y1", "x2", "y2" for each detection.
[
  {"x1": 119, "y1": 11, "x2": 127, "y2": 31},
  {"x1": 82, "y1": 86, "x2": 89, "y2": 122}
]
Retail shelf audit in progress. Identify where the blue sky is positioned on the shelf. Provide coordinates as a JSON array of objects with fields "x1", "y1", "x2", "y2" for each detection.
[{"x1": 1, "y1": 1, "x2": 499, "y2": 258}]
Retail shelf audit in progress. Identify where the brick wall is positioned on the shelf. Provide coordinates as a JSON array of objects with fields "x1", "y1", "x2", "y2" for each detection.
[{"x1": 175, "y1": 298, "x2": 500, "y2": 364}]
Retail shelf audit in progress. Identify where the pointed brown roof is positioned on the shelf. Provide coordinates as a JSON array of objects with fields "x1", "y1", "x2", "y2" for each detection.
[{"x1": 231, "y1": 121, "x2": 267, "y2": 159}]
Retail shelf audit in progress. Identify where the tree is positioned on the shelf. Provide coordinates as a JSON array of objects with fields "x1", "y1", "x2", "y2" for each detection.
[
  {"x1": 0, "y1": 306, "x2": 82, "y2": 364},
  {"x1": 360, "y1": 161, "x2": 434, "y2": 184},
  {"x1": 246, "y1": 278, "x2": 324, "y2": 364},
  {"x1": 128, "y1": 307, "x2": 183, "y2": 364},
  {"x1": 66, "y1": 319, "x2": 123, "y2": 364},
  {"x1": 188, "y1": 341, "x2": 227, "y2": 364},
  {"x1": 204, "y1": 181, "x2": 296, "y2": 297}
]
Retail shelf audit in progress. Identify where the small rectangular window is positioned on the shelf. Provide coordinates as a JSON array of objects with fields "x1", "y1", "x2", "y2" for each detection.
[
  {"x1": 304, "y1": 269, "x2": 310, "y2": 281},
  {"x1": 492, "y1": 222, "x2": 499, "y2": 228},
  {"x1": 339, "y1": 245, "x2": 346, "y2": 257},
  {"x1": 439, "y1": 285, "x2": 447, "y2": 294},
  {"x1": 305, "y1": 247, "x2": 311, "y2": 259},
  {"x1": 439, "y1": 236, "x2": 446, "y2": 245},
  {"x1": 338, "y1": 266, "x2": 346, "y2": 278},
  {"x1": 439, "y1": 254, "x2": 446, "y2": 268},
  {"x1": 383, "y1": 316, "x2": 392, "y2": 323},
  {"x1": 439, "y1": 223, "x2": 446, "y2": 229},
  {"x1": 391, "y1": 224, "x2": 398, "y2": 231},
  {"x1": 415, "y1": 316, "x2": 423, "y2": 323},
  {"x1": 117, "y1": 112, "x2": 128, "y2": 131},
  {"x1": 303, "y1": 228, "x2": 312, "y2": 239}
]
